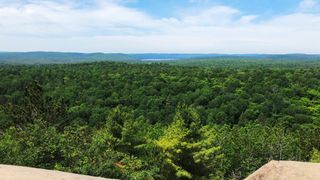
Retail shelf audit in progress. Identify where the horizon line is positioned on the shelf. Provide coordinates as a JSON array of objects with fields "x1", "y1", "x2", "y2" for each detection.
[{"x1": 1, "y1": 51, "x2": 320, "y2": 56}]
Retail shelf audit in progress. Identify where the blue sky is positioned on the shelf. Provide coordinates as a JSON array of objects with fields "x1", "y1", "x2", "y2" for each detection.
[
  {"x1": 0, "y1": 0, "x2": 320, "y2": 53},
  {"x1": 128, "y1": 0, "x2": 301, "y2": 18}
]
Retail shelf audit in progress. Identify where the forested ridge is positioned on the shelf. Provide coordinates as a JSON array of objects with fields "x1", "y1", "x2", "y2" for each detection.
[{"x1": 0, "y1": 62, "x2": 320, "y2": 179}]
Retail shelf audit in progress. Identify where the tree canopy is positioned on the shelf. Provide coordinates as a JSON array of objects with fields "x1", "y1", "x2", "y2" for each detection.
[{"x1": 0, "y1": 62, "x2": 319, "y2": 179}]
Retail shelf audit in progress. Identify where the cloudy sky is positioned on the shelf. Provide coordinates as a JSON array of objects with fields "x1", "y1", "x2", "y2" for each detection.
[{"x1": 0, "y1": 0, "x2": 320, "y2": 53}]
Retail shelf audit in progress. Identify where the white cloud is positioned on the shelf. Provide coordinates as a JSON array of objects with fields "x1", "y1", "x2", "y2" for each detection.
[
  {"x1": 0, "y1": 0, "x2": 320, "y2": 53},
  {"x1": 180, "y1": 6, "x2": 240, "y2": 26},
  {"x1": 0, "y1": 0, "x2": 158, "y2": 36},
  {"x1": 299, "y1": 0, "x2": 319, "y2": 12}
]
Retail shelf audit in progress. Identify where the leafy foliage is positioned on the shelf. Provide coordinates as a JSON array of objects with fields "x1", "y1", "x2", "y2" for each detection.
[
  {"x1": 311, "y1": 149, "x2": 320, "y2": 163},
  {"x1": 0, "y1": 62, "x2": 320, "y2": 179}
]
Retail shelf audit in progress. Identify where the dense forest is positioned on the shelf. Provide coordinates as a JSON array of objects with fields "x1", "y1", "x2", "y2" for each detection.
[{"x1": 0, "y1": 62, "x2": 320, "y2": 179}]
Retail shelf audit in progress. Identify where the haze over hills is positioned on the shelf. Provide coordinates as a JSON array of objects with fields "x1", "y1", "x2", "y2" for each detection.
[
  {"x1": 0, "y1": 52, "x2": 137, "y2": 64},
  {"x1": 1, "y1": 52, "x2": 320, "y2": 65}
]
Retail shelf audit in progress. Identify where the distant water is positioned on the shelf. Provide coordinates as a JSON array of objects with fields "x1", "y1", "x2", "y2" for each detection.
[{"x1": 141, "y1": 58, "x2": 176, "y2": 61}]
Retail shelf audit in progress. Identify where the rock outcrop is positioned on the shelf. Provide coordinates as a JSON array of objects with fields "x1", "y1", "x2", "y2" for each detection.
[
  {"x1": 245, "y1": 160, "x2": 320, "y2": 180},
  {"x1": 0, "y1": 165, "x2": 114, "y2": 180}
]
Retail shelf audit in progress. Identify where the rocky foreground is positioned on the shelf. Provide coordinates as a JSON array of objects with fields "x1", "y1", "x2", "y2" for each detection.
[
  {"x1": 2, "y1": 161, "x2": 320, "y2": 180},
  {"x1": 0, "y1": 165, "x2": 114, "y2": 180},
  {"x1": 245, "y1": 161, "x2": 320, "y2": 180}
]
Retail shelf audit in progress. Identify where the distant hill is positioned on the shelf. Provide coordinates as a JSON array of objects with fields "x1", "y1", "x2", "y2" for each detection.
[
  {"x1": 129, "y1": 53, "x2": 222, "y2": 60},
  {"x1": 132, "y1": 53, "x2": 320, "y2": 61},
  {"x1": 1, "y1": 52, "x2": 320, "y2": 65},
  {"x1": 0, "y1": 52, "x2": 137, "y2": 64}
]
